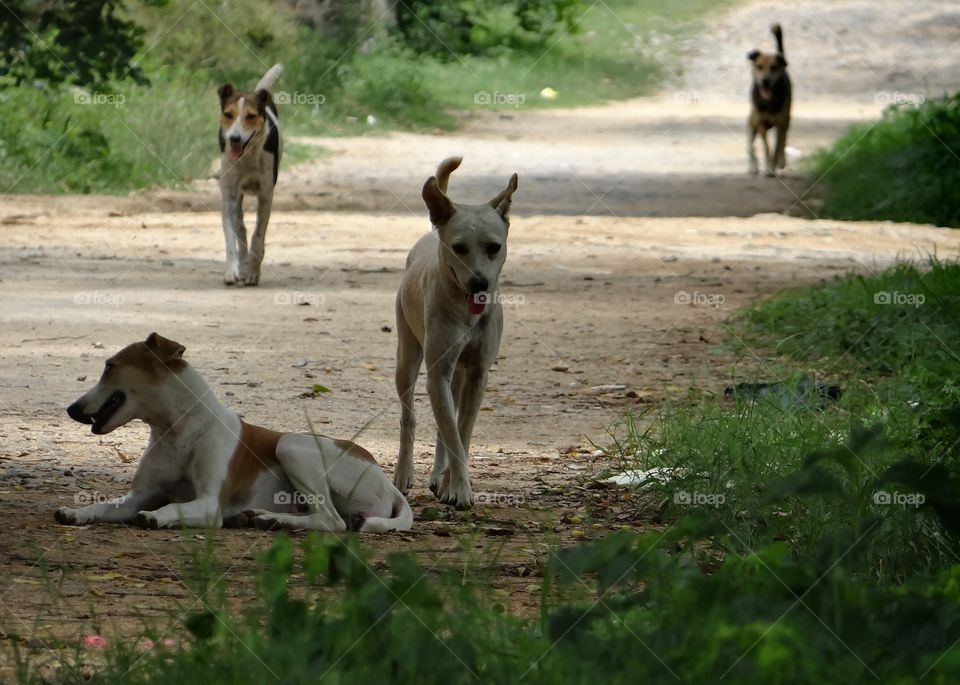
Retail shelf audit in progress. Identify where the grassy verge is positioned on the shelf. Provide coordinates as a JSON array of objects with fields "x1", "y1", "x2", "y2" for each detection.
[
  {"x1": 809, "y1": 93, "x2": 960, "y2": 227},
  {"x1": 0, "y1": 0, "x2": 731, "y2": 194},
  {"x1": 607, "y1": 260, "x2": 960, "y2": 583}
]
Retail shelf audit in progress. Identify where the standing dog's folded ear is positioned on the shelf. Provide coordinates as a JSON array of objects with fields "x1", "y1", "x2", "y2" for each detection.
[
  {"x1": 422, "y1": 176, "x2": 455, "y2": 227},
  {"x1": 145, "y1": 332, "x2": 186, "y2": 361},
  {"x1": 490, "y1": 173, "x2": 519, "y2": 219}
]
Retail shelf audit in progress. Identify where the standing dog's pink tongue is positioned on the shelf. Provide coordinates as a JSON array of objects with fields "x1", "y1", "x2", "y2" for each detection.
[
  {"x1": 229, "y1": 142, "x2": 243, "y2": 160},
  {"x1": 467, "y1": 293, "x2": 487, "y2": 316}
]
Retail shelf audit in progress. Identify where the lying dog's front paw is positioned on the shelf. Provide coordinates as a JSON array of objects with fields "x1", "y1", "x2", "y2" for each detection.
[
  {"x1": 55, "y1": 507, "x2": 88, "y2": 525},
  {"x1": 133, "y1": 511, "x2": 162, "y2": 529},
  {"x1": 242, "y1": 509, "x2": 282, "y2": 531}
]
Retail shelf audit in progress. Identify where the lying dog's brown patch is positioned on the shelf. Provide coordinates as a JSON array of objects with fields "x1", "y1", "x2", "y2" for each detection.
[
  {"x1": 220, "y1": 420, "x2": 283, "y2": 507},
  {"x1": 104, "y1": 333, "x2": 187, "y2": 381},
  {"x1": 332, "y1": 438, "x2": 378, "y2": 465}
]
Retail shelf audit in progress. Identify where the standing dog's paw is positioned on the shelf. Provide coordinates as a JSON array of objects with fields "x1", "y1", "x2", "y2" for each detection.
[
  {"x1": 224, "y1": 264, "x2": 241, "y2": 286},
  {"x1": 243, "y1": 258, "x2": 261, "y2": 286},
  {"x1": 55, "y1": 507, "x2": 88, "y2": 525},
  {"x1": 436, "y1": 475, "x2": 473, "y2": 510},
  {"x1": 393, "y1": 468, "x2": 414, "y2": 494},
  {"x1": 133, "y1": 511, "x2": 162, "y2": 529}
]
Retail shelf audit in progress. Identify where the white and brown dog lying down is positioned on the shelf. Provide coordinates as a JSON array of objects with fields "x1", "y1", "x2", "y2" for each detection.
[{"x1": 56, "y1": 333, "x2": 411, "y2": 533}]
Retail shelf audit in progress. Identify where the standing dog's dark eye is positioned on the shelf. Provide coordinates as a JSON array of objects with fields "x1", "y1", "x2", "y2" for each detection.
[
  {"x1": 452, "y1": 243, "x2": 468, "y2": 256},
  {"x1": 245, "y1": 113, "x2": 256, "y2": 121},
  {"x1": 486, "y1": 243, "x2": 501, "y2": 257}
]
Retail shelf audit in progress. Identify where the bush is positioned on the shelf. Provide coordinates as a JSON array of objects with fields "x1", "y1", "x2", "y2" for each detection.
[
  {"x1": 810, "y1": 94, "x2": 960, "y2": 228},
  {"x1": 396, "y1": 0, "x2": 585, "y2": 58}
]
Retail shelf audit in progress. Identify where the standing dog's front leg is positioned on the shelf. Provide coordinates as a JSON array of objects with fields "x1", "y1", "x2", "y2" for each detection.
[
  {"x1": 55, "y1": 488, "x2": 166, "y2": 525},
  {"x1": 245, "y1": 191, "x2": 273, "y2": 286},
  {"x1": 425, "y1": 345, "x2": 473, "y2": 509},
  {"x1": 747, "y1": 124, "x2": 759, "y2": 175},
  {"x1": 774, "y1": 124, "x2": 788, "y2": 171},
  {"x1": 220, "y1": 190, "x2": 246, "y2": 285}
]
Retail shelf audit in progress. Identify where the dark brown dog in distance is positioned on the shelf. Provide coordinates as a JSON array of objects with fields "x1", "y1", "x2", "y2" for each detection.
[{"x1": 747, "y1": 24, "x2": 791, "y2": 176}]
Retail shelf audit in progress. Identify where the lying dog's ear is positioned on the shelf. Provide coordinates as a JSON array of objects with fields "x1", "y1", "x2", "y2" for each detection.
[
  {"x1": 423, "y1": 176, "x2": 454, "y2": 226},
  {"x1": 218, "y1": 84, "x2": 235, "y2": 109},
  {"x1": 489, "y1": 173, "x2": 518, "y2": 220},
  {"x1": 145, "y1": 332, "x2": 186, "y2": 362},
  {"x1": 256, "y1": 88, "x2": 272, "y2": 115},
  {"x1": 747, "y1": 49, "x2": 760, "y2": 62}
]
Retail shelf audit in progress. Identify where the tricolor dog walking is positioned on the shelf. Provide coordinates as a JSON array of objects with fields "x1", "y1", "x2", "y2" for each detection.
[
  {"x1": 392, "y1": 157, "x2": 518, "y2": 509},
  {"x1": 56, "y1": 333, "x2": 411, "y2": 532},
  {"x1": 217, "y1": 64, "x2": 283, "y2": 285}
]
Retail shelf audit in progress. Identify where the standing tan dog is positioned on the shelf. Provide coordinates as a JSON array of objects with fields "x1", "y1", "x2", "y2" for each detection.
[
  {"x1": 56, "y1": 333, "x2": 411, "y2": 532},
  {"x1": 747, "y1": 24, "x2": 791, "y2": 176},
  {"x1": 392, "y1": 157, "x2": 518, "y2": 509},
  {"x1": 217, "y1": 64, "x2": 283, "y2": 286}
]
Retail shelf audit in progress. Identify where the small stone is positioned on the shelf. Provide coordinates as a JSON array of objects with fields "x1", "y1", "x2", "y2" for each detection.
[
  {"x1": 62, "y1": 468, "x2": 73, "y2": 477},
  {"x1": 551, "y1": 364, "x2": 569, "y2": 372},
  {"x1": 77, "y1": 375, "x2": 86, "y2": 382},
  {"x1": 292, "y1": 359, "x2": 308, "y2": 368},
  {"x1": 380, "y1": 325, "x2": 392, "y2": 333}
]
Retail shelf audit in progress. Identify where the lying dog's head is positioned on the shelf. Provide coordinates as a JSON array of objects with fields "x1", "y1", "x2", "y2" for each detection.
[
  {"x1": 217, "y1": 83, "x2": 274, "y2": 161},
  {"x1": 422, "y1": 157, "x2": 518, "y2": 317},
  {"x1": 67, "y1": 333, "x2": 186, "y2": 434},
  {"x1": 747, "y1": 24, "x2": 788, "y2": 102}
]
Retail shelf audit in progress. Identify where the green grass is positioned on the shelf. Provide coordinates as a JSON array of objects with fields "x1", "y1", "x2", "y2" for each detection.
[
  {"x1": 9, "y1": 530, "x2": 960, "y2": 684},
  {"x1": 0, "y1": 0, "x2": 732, "y2": 194},
  {"x1": 607, "y1": 260, "x2": 960, "y2": 583},
  {"x1": 810, "y1": 94, "x2": 960, "y2": 228}
]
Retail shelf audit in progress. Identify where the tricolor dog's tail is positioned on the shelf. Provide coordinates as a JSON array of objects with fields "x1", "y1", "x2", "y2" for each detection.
[
  {"x1": 771, "y1": 24, "x2": 785, "y2": 58},
  {"x1": 256, "y1": 64, "x2": 284, "y2": 92},
  {"x1": 359, "y1": 486, "x2": 413, "y2": 533}
]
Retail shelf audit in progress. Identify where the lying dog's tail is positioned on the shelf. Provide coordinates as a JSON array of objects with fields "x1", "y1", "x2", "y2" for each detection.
[
  {"x1": 256, "y1": 64, "x2": 284, "y2": 92},
  {"x1": 436, "y1": 156, "x2": 462, "y2": 193},
  {"x1": 359, "y1": 485, "x2": 413, "y2": 533},
  {"x1": 771, "y1": 23, "x2": 785, "y2": 58}
]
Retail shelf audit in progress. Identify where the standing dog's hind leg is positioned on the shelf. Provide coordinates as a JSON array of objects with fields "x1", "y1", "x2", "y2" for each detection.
[{"x1": 394, "y1": 302, "x2": 423, "y2": 493}]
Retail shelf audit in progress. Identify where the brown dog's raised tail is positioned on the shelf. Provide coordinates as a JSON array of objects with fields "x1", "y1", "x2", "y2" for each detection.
[{"x1": 771, "y1": 23, "x2": 785, "y2": 57}]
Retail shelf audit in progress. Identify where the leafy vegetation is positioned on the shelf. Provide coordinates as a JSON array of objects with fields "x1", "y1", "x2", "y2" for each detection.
[
  {"x1": 610, "y1": 260, "x2": 960, "y2": 583},
  {"x1": 0, "y1": 0, "x2": 729, "y2": 194},
  {"x1": 810, "y1": 94, "x2": 960, "y2": 228}
]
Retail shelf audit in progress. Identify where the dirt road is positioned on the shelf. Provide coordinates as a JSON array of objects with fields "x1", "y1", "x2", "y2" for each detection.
[{"x1": 1, "y1": 0, "x2": 959, "y2": 663}]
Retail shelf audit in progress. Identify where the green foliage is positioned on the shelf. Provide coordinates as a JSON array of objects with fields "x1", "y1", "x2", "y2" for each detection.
[
  {"x1": 0, "y1": 0, "x2": 147, "y2": 86},
  {"x1": 610, "y1": 260, "x2": 960, "y2": 583},
  {"x1": 810, "y1": 94, "x2": 960, "y2": 228},
  {"x1": 396, "y1": 0, "x2": 585, "y2": 58}
]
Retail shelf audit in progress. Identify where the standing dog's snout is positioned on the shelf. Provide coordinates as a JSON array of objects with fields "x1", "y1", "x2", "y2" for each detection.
[
  {"x1": 468, "y1": 274, "x2": 489, "y2": 294},
  {"x1": 228, "y1": 134, "x2": 242, "y2": 144},
  {"x1": 67, "y1": 400, "x2": 92, "y2": 424}
]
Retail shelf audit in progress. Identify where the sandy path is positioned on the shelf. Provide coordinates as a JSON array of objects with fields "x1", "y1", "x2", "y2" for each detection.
[{"x1": 1, "y1": 0, "x2": 959, "y2": 667}]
